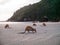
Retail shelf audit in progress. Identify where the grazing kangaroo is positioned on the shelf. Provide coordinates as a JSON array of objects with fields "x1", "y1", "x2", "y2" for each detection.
[
  {"x1": 25, "y1": 26, "x2": 36, "y2": 33},
  {"x1": 33, "y1": 23, "x2": 37, "y2": 26},
  {"x1": 43, "y1": 23, "x2": 46, "y2": 26},
  {"x1": 5, "y1": 24, "x2": 9, "y2": 28}
]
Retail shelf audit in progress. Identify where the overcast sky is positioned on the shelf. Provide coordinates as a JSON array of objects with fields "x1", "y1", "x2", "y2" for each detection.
[{"x1": 0, "y1": 0, "x2": 41, "y2": 21}]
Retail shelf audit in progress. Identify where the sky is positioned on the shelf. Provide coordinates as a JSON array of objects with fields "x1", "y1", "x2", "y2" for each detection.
[{"x1": 0, "y1": 0, "x2": 41, "y2": 21}]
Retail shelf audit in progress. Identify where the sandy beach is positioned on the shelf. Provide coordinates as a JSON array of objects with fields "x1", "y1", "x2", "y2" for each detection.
[{"x1": 0, "y1": 22, "x2": 60, "y2": 45}]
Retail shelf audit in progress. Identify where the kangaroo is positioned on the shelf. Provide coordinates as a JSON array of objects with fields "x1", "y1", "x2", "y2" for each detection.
[
  {"x1": 25, "y1": 26, "x2": 36, "y2": 33},
  {"x1": 33, "y1": 23, "x2": 37, "y2": 26},
  {"x1": 43, "y1": 23, "x2": 46, "y2": 26},
  {"x1": 5, "y1": 24, "x2": 9, "y2": 28}
]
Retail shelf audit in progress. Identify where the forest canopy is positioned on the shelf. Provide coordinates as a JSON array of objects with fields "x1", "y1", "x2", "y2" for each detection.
[{"x1": 8, "y1": 0, "x2": 60, "y2": 22}]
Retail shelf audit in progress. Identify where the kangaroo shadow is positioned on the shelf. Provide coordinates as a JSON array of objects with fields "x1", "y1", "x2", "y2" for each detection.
[{"x1": 17, "y1": 31, "x2": 36, "y2": 34}]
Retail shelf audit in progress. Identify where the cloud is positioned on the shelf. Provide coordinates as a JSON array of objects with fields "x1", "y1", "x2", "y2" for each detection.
[
  {"x1": 0, "y1": 0, "x2": 41, "y2": 21},
  {"x1": 0, "y1": 0, "x2": 10, "y2": 4}
]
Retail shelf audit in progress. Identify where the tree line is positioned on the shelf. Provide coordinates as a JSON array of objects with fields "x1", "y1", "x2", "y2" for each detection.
[{"x1": 8, "y1": 0, "x2": 60, "y2": 22}]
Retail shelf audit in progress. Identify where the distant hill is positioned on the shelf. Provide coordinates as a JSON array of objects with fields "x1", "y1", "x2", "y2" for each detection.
[{"x1": 8, "y1": 0, "x2": 60, "y2": 22}]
